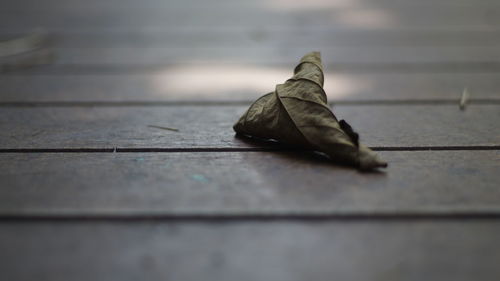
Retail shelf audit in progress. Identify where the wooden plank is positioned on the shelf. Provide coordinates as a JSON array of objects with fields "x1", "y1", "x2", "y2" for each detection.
[
  {"x1": 3, "y1": 4, "x2": 500, "y2": 29},
  {"x1": 44, "y1": 29, "x2": 500, "y2": 48},
  {"x1": 0, "y1": 105, "x2": 498, "y2": 149},
  {"x1": 5, "y1": 0, "x2": 500, "y2": 11},
  {"x1": 3, "y1": 46, "x2": 500, "y2": 66},
  {"x1": 5, "y1": 29, "x2": 500, "y2": 48},
  {"x1": 6, "y1": 0, "x2": 500, "y2": 12},
  {"x1": 0, "y1": 151, "x2": 498, "y2": 215},
  {"x1": 1, "y1": 220, "x2": 500, "y2": 281},
  {"x1": 1, "y1": 73, "x2": 499, "y2": 102}
]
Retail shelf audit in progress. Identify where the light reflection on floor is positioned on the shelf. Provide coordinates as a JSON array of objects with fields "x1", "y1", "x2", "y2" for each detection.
[
  {"x1": 264, "y1": 0, "x2": 394, "y2": 28},
  {"x1": 151, "y1": 64, "x2": 368, "y2": 100}
]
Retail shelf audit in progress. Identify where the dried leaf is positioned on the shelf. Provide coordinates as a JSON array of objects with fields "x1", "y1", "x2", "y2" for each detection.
[{"x1": 233, "y1": 52, "x2": 387, "y2": 170}]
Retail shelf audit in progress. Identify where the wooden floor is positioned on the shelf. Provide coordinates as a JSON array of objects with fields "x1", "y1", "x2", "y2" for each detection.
[{"x1": 1, "y1": 0, "x2": 500, "y2": 280}]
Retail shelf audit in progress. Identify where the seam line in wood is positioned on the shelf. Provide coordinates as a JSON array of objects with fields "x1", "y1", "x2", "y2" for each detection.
[
  {"x1": 0, "y1": 99, "x2": 498, "y2": 107},
  {"x1": 3, "y1": 211, "x2": 500, "y2": 222},
  {"x1": 0, "y1": 146, "x2": 498, "y2": 153}
]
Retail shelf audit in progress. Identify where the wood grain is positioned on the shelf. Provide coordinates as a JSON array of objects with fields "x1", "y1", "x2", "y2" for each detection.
[
  {"x1": 0, "y1": 151, "x2": 498, "y2": 215},
  {"x1": 0, "y1": 105, "x2": 498, "y2": 149},
  {"x1": 1, "y1": 0, "x2": 500, "y2": 280},
  {"x1": 1, "y1": 220, "x2": 500, "y2": 281}
]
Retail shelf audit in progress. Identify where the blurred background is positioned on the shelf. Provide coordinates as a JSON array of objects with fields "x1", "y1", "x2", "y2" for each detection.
[{"x1": 2, "y1": 0, "x2": 500, "y2": 102}]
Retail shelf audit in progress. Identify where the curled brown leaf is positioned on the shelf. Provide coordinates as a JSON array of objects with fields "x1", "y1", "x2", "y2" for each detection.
[{"x1": 233, "y1": 51, "x2": 387, "y2": 170}]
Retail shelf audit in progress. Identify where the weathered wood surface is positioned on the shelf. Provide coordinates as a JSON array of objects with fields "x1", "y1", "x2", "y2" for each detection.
[
  {"x1": 2, "y1": 0, "x2": 500, "y2": 279},
  {"x1": 0, "y1": 105, "x2": 498, "y2": 149},
  {"x1": 6, "y1": 29, "x2": 500, "y2": 48},
  {"x1": 5, "y1": 0, "x2": 500, "y2": 9},
  {"x1": 2, "y1": 220, "x2": 500, "y2": 281},
  {"x1": 4, "y1": 2, "x2": 500, "y2": 29},
  {"x1": 1, "y1": 73, "x2": 499, "y2": 102},
  {"x1": 0, "y1": 151, "x2": 498, "y2": 215},
  {"x1": 3, "y1": 46, "x2": 500, "y2": 66}
]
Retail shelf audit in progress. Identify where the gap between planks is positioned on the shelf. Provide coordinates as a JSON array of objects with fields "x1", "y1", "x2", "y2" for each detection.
[
  {"x1": 3, "y1": 210, "x2": 500, "y2": 222},
  {"x1": 0, "y1": 99, "x2": 498, "y2": 107},
  {"x1": 0, "y1": 146, "x2": 499, "y2": 153}
]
